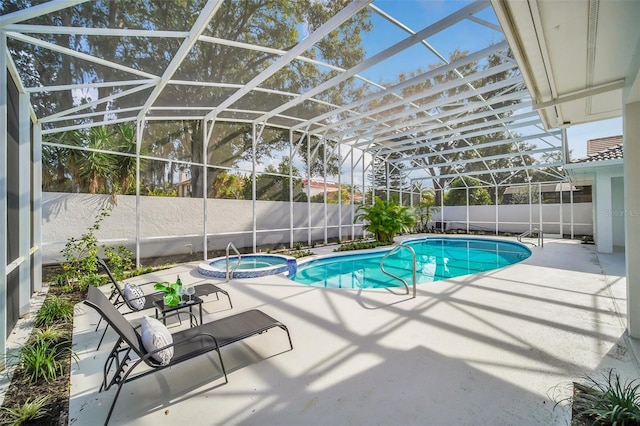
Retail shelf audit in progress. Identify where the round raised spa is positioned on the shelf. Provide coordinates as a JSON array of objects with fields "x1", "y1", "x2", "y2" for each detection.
[{"x1": 198, "y1": 254, "x2": 297, "y2": 279}]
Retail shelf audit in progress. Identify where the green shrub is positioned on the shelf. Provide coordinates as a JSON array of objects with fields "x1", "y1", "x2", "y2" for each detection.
[
  {"x1": 288, "y1": 250, "x2": 314, "y2": 259},
  {"x1": 35, "y1": 296, "x2": 74, "y2": 327},
  {"x1": 333, "y1": 240, "x2": 392, "y2": 252},
  {"x1": 19, "y1": 341, "x2": 68, "y2": 383},
  {"x1": 129, "y1": 265, "x2": 154, "y2": 277},
  {"x1": 59, "y1": 208, "x2": 110, "y2": 285},
  {"x1": 573, "y1": 370, "x2": 640, "y2": 425},
  {"x1": 104, "y1": 245, "x2": 134, "y2": 281},
  {"x1": 354, "y1": 197, "x2": 414, "y2": 243},
  {"x1": 56, "y1": 208, "x2": 134, "y2": 290},
  {"x1": 0, "y1": 396, "x2": 50, "y2": 425}
]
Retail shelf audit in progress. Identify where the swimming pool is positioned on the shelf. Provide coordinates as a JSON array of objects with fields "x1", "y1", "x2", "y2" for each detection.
[{"x1": 290, "y1": 237, "x2": 531, "y2": 289}]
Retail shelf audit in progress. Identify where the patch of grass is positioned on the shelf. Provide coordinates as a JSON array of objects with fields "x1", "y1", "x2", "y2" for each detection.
[
  {"x1": 573, "y1": 370, "x2": 640, "y2": 425},
  {"x1": 0, "y1": 396, "x2": 50, "y2": 426},
  {"x1": 35, "y1": 296, "x2": 74, "y2": 327}
]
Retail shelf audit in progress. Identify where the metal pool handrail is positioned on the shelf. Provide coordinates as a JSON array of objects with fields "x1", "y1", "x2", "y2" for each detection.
[
  {"x1": 226, "y1": 242, "x2": 241, "y2": 282},
  {"x1": 517, "y1": 228, "x2": 544, "y2": 247},
  {"x1": 380, "y1": 244, "x2": 416, "y2": 298}
]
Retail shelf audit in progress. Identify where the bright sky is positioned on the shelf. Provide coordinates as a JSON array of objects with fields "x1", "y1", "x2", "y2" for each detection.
[
  {"x1": 360, "y1": 0, "x2": 501, "y2": 83},
  {"x1": 365, "y1": 1, "x2": 624, "y2": 163},
  {"x1": 566, "y1": 117, "x2": 623, "y2": 160}
]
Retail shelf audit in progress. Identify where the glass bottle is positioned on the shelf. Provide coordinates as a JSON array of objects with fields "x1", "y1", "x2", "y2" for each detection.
[{"x1": 175, "y1": 275, "x2": 183, "y2": 302}]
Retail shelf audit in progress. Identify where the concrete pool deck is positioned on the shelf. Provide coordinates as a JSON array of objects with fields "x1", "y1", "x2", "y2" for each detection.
[{"x1": 69, "y1": 236, "x2": 640, "y2": 425}]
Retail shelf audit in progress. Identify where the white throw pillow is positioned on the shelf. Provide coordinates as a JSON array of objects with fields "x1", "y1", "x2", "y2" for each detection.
[
  {"x1": 140, "y1": 316, "x2": 174, "y2": 365},
  {"x1": 124, "y1": 283, "x2": 145, "y2": 311}
]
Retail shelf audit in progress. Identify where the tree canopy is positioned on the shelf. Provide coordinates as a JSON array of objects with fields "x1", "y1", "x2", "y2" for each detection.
[
  {"x1": 444, "y1": 177, "x2": 492, "y2": 206},
  {"x1": 4, "y1": 0, "x2": 372, "y2": 197}
]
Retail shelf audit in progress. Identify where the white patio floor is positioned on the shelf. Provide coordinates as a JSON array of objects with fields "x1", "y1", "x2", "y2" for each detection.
[{"x1": 68, "y1": 236, "x2": 640, "y2": 425}]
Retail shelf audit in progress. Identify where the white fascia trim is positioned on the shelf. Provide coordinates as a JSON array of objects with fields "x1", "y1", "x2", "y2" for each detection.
[
  {"x1": 533, "y1": 80, "x2": 626, "y2": 110},
  {"x1": 564, "y1": 158, "x2": 624, "y2": 170}
]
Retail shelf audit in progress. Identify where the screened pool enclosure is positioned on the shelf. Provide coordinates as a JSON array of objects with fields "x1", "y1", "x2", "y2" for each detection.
[{"x1": 3, "y1": 0, "x2": 574, "y2": 265}]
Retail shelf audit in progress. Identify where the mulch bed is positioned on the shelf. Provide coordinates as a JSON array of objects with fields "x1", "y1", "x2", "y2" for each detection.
[{"x1": 0, "y1": 286, "x2": 86, "y2": 425}]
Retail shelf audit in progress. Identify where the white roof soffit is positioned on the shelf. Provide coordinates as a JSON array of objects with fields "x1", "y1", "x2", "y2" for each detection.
[{"x1": 491, "y1": 0, "x2": 640, "y2": 129}]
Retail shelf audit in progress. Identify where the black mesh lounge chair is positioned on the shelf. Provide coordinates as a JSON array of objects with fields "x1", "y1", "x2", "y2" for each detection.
[
  {"x1": 84, "y1": 285, "x2": 293, "y2": 425},
  {"x1": 95, "y1": 259, "x2": 233, "y2": 348},
  {"x1": 98, "y1": 259, "x2": 233, "y2": 311}
]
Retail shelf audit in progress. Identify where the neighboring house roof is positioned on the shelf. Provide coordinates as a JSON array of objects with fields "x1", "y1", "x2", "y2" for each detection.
[
  {"x1": 586, "y1": 135, "x2": 623, "y2": 155},
  {"x1": 574, "y1": 143, "x2": 623, "y2": 163},
  {"x1": 303, "y1": 179, "x2": 340, "y2": 190}
]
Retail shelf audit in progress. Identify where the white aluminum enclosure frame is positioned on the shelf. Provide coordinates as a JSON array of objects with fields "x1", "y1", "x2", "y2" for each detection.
[{"x1": 3, "y1": 0, "x2": 597, "y2": 362}]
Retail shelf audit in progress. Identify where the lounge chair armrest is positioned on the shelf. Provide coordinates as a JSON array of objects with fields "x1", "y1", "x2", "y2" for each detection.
[{"x1": 125, "y1": 280, "x2": 160, "y2": 289}]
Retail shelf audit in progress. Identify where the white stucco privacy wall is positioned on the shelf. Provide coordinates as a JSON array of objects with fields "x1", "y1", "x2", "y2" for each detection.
[
  {"x1": 42, "y1": 193, "x2": 594, "y2": 264},
  {"x1": 41, "y1": 193, "x2": 362, "y2": 264},
  {"x1": 432, "y1": 203, "x2": 593, "y2": 235}
]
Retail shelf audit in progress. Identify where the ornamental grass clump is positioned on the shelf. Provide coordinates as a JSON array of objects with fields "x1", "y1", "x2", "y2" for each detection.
[
  {"x1": 34, "y1": 295, "x2": 74, "y2": 327},
  {"x1": 0, "y1": 396, "x2": 50, "y2": 426},
  {"x1": 18, "y1": 340, "x2": 68, "y2": 383},
  {"x1": 573, "y1": 369, "x2": 640, "y2": 425},
  {"x1": 31, "y1": 325, "x2": 65, "y2": 345}
]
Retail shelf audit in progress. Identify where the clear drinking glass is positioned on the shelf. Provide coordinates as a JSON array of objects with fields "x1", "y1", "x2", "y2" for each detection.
[{"x1": 185, "y1": 285, "x2": 195, "y2": 302}]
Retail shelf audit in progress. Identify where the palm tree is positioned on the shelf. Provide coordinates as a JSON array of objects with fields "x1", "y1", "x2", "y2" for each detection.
[
  {"x1": 42, "y1": 132, "x2": 74, "y2": 191},
  {"x1": 111, "y1": 124, "x2": 138, "y2": 195},
  {"x1": 80, "y1": 127, "x2": 114, "y2": 194},
  {"x1": 355, "y1": 196, "x2": 415, "y2": 243},
  {"x1": 415, "y1": 189, "x2": 440, "y2": 232}
]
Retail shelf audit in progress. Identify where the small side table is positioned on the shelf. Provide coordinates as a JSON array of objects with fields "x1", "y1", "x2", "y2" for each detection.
[{"x1": 154, "y1": 296, "x2": 203, "y2": 327}]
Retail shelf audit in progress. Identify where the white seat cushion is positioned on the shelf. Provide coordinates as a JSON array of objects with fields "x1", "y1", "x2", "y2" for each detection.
[
  {"x1": 140, "y1": 316, "x2": 174, "y2": 365},
  {"x1": 124, "y1": 283, "x2": 145, "y2": 311}
]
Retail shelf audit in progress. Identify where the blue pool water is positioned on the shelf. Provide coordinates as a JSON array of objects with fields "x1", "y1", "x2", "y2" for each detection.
[
  {"x1": 198, "y1": 254, "x2": 296, "y2": 279},
  {"x1": 290, "y1": 238, "x2": 531, "y2": 289}
]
